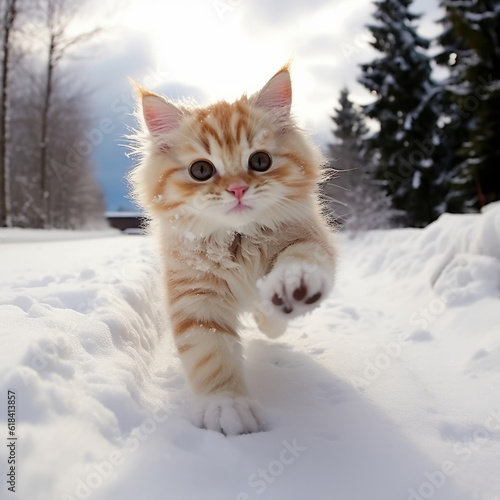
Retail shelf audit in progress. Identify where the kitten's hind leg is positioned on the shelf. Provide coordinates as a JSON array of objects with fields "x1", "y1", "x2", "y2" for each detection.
[
  {"x1": 192, "y1": 394, "x2": 265, "y2": 436},
  {"x1": 171, "y1": 313, "x2": 265, "y2": 435}
]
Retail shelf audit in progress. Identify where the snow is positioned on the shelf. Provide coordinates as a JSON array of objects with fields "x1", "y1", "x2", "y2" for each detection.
[
  {"x1": 106, "y1": 212, "x2": 143, "y2": 218},
  {"x1": 0, "y1": 228, "x2": 119, "y2": 243},
  {"x1": 412, "y1": 170, "x2": 422, "y2": 189},
  {"x1": 1, "y1": 205, "x2": 500, "y2": 500},
  {"x1": 465, "y1": 11, "x2": 496, "y2": 23}
]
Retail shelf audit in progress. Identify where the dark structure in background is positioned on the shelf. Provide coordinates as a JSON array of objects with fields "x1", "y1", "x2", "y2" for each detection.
[{"x1": 106, "y1": 212, "x2": 146, "y2": 233}]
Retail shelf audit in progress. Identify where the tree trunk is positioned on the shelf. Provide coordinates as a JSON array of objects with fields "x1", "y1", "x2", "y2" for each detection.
[
  {"x1": 40, "y1": 35, "x2": 55, "y2": 228},
  {"x1": 0, "y1": 0, "x2": 17, "y2": 228}
]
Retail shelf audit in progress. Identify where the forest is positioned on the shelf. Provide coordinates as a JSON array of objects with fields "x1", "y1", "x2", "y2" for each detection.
[{"x1": 326, "y1": 0, "x2": 499, "y2": 229}]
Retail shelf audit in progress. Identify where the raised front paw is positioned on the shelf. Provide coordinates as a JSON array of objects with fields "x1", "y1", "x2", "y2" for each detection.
[
  {"x1": 258, "y1": 260, "x2": 332, "y2": 319},
  {"x1": 193, "y1": 395, "x2": 265, "y2": 435}
]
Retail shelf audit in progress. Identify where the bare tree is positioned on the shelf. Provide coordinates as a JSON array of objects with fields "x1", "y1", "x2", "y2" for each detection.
[
  {"x1": 3, "y1": 0, "x2": 110, "y2": 229},
  {"x1": 39, "y1": 0, "x2": 101, "y2": 227},
  {"x1": 9, "y1": 63, "x2": 106, "y2": 229},
  {"x1": 0, "y1": 0, "x2": 18, "y2": 228},
  {"x1": 9, "y1": 78, "x2": 43, "y2": 228},
  {"x1": 46, "y1": 81, "x2": 106, "y2": 229}
]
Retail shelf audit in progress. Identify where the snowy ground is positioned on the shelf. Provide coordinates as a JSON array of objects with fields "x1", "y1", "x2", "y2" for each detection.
[{"x1": 1, "y1": 204, "x2": 500, "y2": 500}]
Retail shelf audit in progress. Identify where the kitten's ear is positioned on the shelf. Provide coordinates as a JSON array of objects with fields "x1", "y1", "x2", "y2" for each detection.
[
  {"x1": 142, "y1": 95, "x2": 182, "y2": 137},
  {"x1": 133, "y1": 82, "x2": 182, "y2": 138},
  {"x1": 254, "y1": 67, "x2": 292, "y2": 117}
]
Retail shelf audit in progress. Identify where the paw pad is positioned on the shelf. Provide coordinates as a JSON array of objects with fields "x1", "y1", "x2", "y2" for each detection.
[{"x1": 259, "y1": 266, "x2": 328, "y2": 319}]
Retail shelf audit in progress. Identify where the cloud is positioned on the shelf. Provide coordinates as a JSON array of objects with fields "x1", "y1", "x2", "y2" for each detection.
[
  {"x1": 80, "y1": 27, "x2": 210, "y2": 211},
  {"x1": 243, "y1": 0, "x2": 336, "y2": 26},
  {"x1": 154, "y1": 82, "x2": 208, "y2": 104}
]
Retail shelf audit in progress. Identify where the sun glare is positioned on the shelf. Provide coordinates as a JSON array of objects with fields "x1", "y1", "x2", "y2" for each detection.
[{"x1": 122, "y1": 0, "x2": 291, "y2": 104}]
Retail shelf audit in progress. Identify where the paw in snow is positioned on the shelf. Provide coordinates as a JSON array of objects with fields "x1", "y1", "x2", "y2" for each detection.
[
  {"x1": 193, "y1": 395, "x2": 265, "y2": 435},
  {"x1": 258, "y1": 260, "x2": 331, "y2": 319}
]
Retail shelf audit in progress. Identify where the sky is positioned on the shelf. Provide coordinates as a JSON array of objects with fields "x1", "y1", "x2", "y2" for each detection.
[{"x1": 81, "y1": 0, "x2": 442, "y2": 211}]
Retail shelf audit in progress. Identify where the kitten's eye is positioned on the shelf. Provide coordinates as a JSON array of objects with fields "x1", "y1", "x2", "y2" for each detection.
[
  {"x1": 189, "y1": 160, "x2": 215, "y2": 181},
  {"x1": 248, "y1": 151, "x2": 272, "y2": 172}
]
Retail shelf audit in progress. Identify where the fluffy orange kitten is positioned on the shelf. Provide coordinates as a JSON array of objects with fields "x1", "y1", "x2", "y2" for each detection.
[{"x1": 129, "y1": 66, "x2": 336, "y2": 435}]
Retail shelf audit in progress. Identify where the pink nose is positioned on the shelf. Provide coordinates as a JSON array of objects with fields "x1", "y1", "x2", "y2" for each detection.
[{"x1": 227, "y1": 184, "x2": 248, "y2": 202}]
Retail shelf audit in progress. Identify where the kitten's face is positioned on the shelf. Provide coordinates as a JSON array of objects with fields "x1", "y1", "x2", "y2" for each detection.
[{"x1": 132, "y1": 68, "x2": 322, "y2": 235}]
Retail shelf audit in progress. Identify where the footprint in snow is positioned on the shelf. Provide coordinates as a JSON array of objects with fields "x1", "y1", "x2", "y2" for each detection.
[
  {"x1": 308, "y1": 347, "x2": 325, "y2": 356},
  {"x1": 406, "y1": 329, "x2": 434, "y2": 342},
  {"x1": 79, "y1": 268, "x2": 96, "y2": 281},
  {"x1": 315, "y1": 381, "x2": 345, "y2": 407}
]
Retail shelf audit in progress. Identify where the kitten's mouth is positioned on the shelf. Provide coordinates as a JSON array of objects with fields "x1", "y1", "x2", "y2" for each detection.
[{"x1": 227, "y1": 203, "x2": 252, "y2": 214}]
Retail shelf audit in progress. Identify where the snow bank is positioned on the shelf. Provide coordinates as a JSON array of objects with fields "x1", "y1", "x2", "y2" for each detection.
[
  {"x1": 0, "y1": 236, "x2": 176, "y2": 499},
  {"x1": 0, "y1": 204, "x2": 499, "y2": 500},
  {"x1": 0, "y1": 227, "x2": 120, "y2": 244}
]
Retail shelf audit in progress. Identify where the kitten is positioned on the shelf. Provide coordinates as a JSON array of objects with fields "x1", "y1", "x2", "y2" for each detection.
[{"x1": 129, "y1": 66, "x2": 336, "y2": 435}]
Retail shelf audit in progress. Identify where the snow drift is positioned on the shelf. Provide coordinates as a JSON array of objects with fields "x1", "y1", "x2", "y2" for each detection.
[{"x1": 1, "y1": 204, "x2": 499, "y2": 500}]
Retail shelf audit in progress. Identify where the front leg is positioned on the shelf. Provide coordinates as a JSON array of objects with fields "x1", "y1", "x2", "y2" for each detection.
[
  {"x1": 168, "y1": 272, "x2": 264, "y2": 435},
  {"x1": 258, "y1": 239, "x2": 335, "y2": 322}
]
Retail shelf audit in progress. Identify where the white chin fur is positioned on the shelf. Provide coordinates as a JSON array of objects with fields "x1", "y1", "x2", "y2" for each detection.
[{"x1": 181, "y1": 204, "x2": 265, "y2": 234}]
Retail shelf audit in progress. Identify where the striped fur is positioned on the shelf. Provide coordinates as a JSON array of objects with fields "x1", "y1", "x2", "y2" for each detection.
[{"x1": 128, "y1": 67, "x2": 336, "y2": 433}]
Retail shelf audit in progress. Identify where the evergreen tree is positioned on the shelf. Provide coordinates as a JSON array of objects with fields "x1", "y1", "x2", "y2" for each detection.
[
  {"x1": 359, "y1": 0, "x2": 446, "y2": 227},
  {"x1": 331, "y1": 88, "x2": 369, "y2": 147},
  {"x1": 325, "y1": 88, "x2": 400, "y2": 230},
  {"x1": 434, "y1": 8, "x2": 474, "y2": 213},
  {"x1": 436, "y1": 0, "x2": 500, "y2": 210}
]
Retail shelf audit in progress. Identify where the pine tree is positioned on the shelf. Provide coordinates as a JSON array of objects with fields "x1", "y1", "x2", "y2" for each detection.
[
  {"x1": 359, "y1": 0, "x2": 446, "y2": 227},
  {"x1": 325, "y1": 88, "x2": 400, "y2": 230},
  {"x1": 434, "y1": 8, "x2": 473, "y2": 213},
  {"x1": 331, "y1": 88, "x2": 369, "y2": 147},
  {"x1": 436, "y1": 0, "x2": 500, "y2": 210}
]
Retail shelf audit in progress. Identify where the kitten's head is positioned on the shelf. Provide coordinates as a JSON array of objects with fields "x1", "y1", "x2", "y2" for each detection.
[{"x1": 129, "y1": 66, "x2": 324, "y2": 236}]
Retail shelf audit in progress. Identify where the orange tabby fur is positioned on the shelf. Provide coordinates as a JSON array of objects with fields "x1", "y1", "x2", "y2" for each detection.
[{"x1": 128, "y1": 66, "x2": 336, "y2": 435}]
